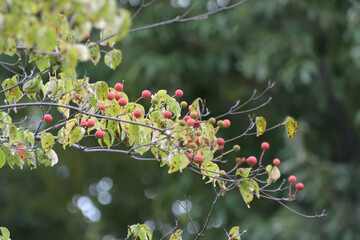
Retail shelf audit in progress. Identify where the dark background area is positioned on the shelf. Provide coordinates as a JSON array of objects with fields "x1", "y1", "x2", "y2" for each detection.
[{"x1": 1, "y1": 0, "x2": 360, "y2": 239}]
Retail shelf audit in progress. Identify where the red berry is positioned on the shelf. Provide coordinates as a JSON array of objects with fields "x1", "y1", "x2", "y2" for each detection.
[
  {"x1": 114, "y1": 83, "x2": 123, "y2": 92},
  {"x1": 223, "y1": 119, "x2": 231, "y2": 128},
  {"x1": 273, "y1": 158, "x2": 280, "y2": 165},
  {"x1": 163, "y1": 111, "x2": 172, "y2": 119},
  {"x1": 133, "y1": 109, "x2": 142, "y2": 118},
  {"x1": 43, "y1": 114, "x2": 53, "y2": 123},
  {"x1": 118, "y1": 98, "x2": 127, "y2": 106},
  {"x1": 187, "y1": 119, "x2": 194, "y2": 126},
  {"x1": 247, "y1": 156, "x2": 257, "y2": 166},
  {"x1": 107, "y1": 92, "x2": 115, "y2": 100},
  {"x1": 187, "y1": 152, "x2": 194, "y2": 160},
  {"x1": 216, "y1": 138, "x2": 225, "y2": 146},
  {"x1": 142, "y1": 90, "x2": 151, "y2": 99},
  {"x1": 80, "y1": 120, "x2": 88, "y2": 127},
  {"x1": 95, "y1": 130, "x2": 105, "y2": 139},
  {"x1": 188, "y1": 105, "x2": 192, "y2": 111},
  {"x1": 195, "y1": 136, "x2": 200, "y2": 145},
  {"x1": 217, "y1": 145, "x2": 224, "y2": 151},
  {"x1": 175, "y1": 89, "x2": 183, "y2": 98},
  {"x1": 99, "y1": 104, "x2": 106, "y2": 111},
  {"x1": 183, "y1": 116, "x2": 191, "y2": 122},
  {"x1": 295, "y1": 183, "x2": 304, "y2": 191},
  {"x1": 115, "y1": 92, "x2": 121, "y2": 101},
  {"x1": 87, "y1": 119, "x2": 95, "y2": 128},
  {"x1": 194, "y1": 154, "x2": 203, "y2": 164},
  {"x1": 83, "y1": 32, "x2": 90, "y2": 40},
  {"x1": 288, "y1": 175, "x2": 297, "y2": 183},
  {"x1": 261, "y1": 142, "x2": 270, "y2": 150},
  {"x1": 193, "y1": 120, "x2": 201, "y2": 128}
]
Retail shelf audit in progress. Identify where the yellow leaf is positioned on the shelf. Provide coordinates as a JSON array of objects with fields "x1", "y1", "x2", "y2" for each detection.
[
  {"x1": 256, "y1": 116, "x2": 266, "y2": 137},
  {"x1": 285, "y1": 117, "x2": 298, "y2": 138}
]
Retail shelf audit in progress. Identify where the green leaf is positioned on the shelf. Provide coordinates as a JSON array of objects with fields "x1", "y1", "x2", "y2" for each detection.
[
  {"x1": 23, "y1": 75, "x2": 43, "y2": 95},
  {"x1": 41, "y1": 132, "x2": 54, "y2": 154},
  {"x1": 95, "y1": 81, "x2": 109, "y2": 102},
  {"x1": 103, "y1": 132, "x2": 112, "y2": 149},
  {"x1": 8, "y1": 124, "x2": 18, "y2": 146},
  {"x1": 236, "y1": 168, "x2": 251, "y2": 178},
  {"x1": 170, "y1": 229, "x2": 183, "y2": 240},
  {"x1": 69, "y1": 127, "x2": 85, "y2": 146},
  {"x1": 0, "y1": 227, "x2": 10, "y2": 240},
  {"x1": 2, "y1": 75, "x2": 21, "y2": 105},
  {"x1": 116, "y1": 9, "x2": 132, "y2": 41},
  {"x1": 89, "y1": 43, "x2": 101, "y2": 65},
  {"x1": 238, "y1": 180, "x2": 253, "y2": 208},
  {"x1": 37, "y1": 27, "x2": 57, "y2": 52},
  {"x1": 256, "y1": 116, "x2": 266, "y2": 137},
  {"x1": 228, "y1": 226, "x2": 241, "y2": 240},
  {"x1": 285, "y1": 116, "x2": 297, "y2": 138},
  {"x1": 168, "y1": 154, "x2": 180, "y2": 174},
  {"x1": 36, "y1": 57, "x2": 51, "y2": 72},
  {"x1": 248, "y1": 179, "x2": 260, "y2": 198},
  {"x1": 0, "y1": 149, "x2": 5, "y2": 168},
  {"x1": 267, "y1": 165, "x2": 281, "y2": 183},
  {"x1": 48, "y1": 149, "x2": 59, "y2": 167},
  {"x1": 104, "y1": 49, "x2": 122, "y2": 69}
]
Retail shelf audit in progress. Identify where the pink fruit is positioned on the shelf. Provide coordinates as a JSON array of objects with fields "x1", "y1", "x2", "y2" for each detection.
[
  {"x1": 43, "y1": 114, "x2": 53, "y2": 123},
  {"x1": 295, "y1": 183, "x2": 304, "y2": 190},
  {"x1": 183, "y1": 116, "x2": 191, "y2": 122},
  {"x1": 87, "y1": 119, "x2": 95, "y2": 128},
  {"x1": 223, "y1": 119, "x2": 231, "y2": 128},
  {"x1": 216, "y1": 138, "x2": 225, "y2": 146},
  {"x1": 107, "y1": 92, "x2": 115, "y2": 100},
  {"x1": 261, "y1": 142, "x2": 270, "y2": 150},
  {"x1": 114, "y1": 83, "x2": 123, "y2": 92},
  {"x1": 99, "y1": 104, "x2": 106, "y2": 111},
  {"x1": 194, "y1": 155, "x2": 203, "y2": 164},
  {"x1": 163, "y1": 111, "x2": 172, "y2": 119},
  {"x1": 95, "y1": 130, "x2": 105, "y2": 139},
  {"x1": 115, "y1": 92, "x2": 121, "y2": 101},
  {"x1": 217, "y1": 145, "x2": 224, "y2": 151},
  {"x1": 133, "y1": 109, "x2": 142, "y2": 118},
  {"x1": 288, "y1": 175, "x2": 297, "y2": 183},
  {"x1": 273, "y1": 158, "x2": 280, "y2": 165},
  {"x1": 80, "y1": 120, "x2": 88, "y2": 127},
  {"x1": 142, "y1": 90, "x2": 151, "y2": 99},
  {"x1": 187, "y1": 119, "x2": 194, "y2": 126},
  {"x1": 247, "y1": 156, "x2": 257, "y2": 166},
  {"x1": 118, "y1": 98, "x2": 127, "y2": 106},
  {"x1": 193, "y1": 120, "x2": 201, "y2": 128},
  {"x1": 175, "y1": 89, "x2": 183, "y2": 98},
  {"x1": 195, "y1": 136, "x2": 200, "y2": 145}
]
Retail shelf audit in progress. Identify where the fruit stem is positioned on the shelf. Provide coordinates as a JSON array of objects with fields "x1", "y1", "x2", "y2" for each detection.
[
  {"x1": 134, "y1": 97, "x2": 142, "y2": 103},
  {"x1": 259, "y1": 149, "x2": 265, "y2": 166},
  {"x1": 289, "y1": 183, "x2": 292, "y2": 198},
  {"x1": 26, "y1": 120, "x2": 43, "y2": 129}
]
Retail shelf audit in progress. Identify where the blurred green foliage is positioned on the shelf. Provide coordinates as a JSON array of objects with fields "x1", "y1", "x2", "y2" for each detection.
[{"x1": 1, "y1": 0, "x2": 359, "y2": 239}]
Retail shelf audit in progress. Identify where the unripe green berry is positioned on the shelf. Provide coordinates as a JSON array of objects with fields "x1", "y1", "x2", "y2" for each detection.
[
  {"x1": 233, "y1": 145, "x2": 241, "y2": 152},
  {"x1": 179, "y1": 120, "x2": 186, "y2": 126},
  {"x1": 151, "y1": 98, "x2": 159, "y2": 105},
  {"x1": 217, "y1": 120, "x2": 226, "y2": 128},
  {"x1": 190, "y1": 111, "x2": 198, "y2": 119},
  {"x1": 208, "y1": 117, "x2": 216, "y2": 125},
  {"x1": 189, "y1": 143, "x2": 197, "y2": 149},
  {"x1": 195, "y1": 130, "x2": 202, "y2": 136},
  {"x1": 180, "y1": 101, "x2": 188, "y2": 108}
]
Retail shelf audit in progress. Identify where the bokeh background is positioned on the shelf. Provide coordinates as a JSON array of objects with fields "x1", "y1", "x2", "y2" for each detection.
[{"x1": 1, "y1": 0, "x2": 360, "y2": 239}]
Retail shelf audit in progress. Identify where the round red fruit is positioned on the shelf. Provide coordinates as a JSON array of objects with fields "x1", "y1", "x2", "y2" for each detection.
[
  {"x1": 118, "y1": 98, "x2": 127, "y2": 106},
  {"x1": 142, "y1": 90, "x2": 151, "y2": 99},
  {"x1": 133, "y1": 109, "x2": 142, "y2": 118},
  {"x1": 43, "y1": 114, "x2": 53, "y2": 123},
  {"x1": 288, "y1": 175, "x2": 297, "y2": 183},
  {"x1": 175, "y1": 89, "x2": 183, "y2": 98},
  {"x1": 80, "y1": 120, "x2": 88, "y2": 127},
  {"x1": 183, "y1": 116, "x2": 191, "y2": 122},
  {"x1": 187, "y1": 119, "x2": 194, "y2": 126},
  {"x1": 99, "y1": 104, "x2": 106, "y2": 111},
  {"x1": 261, "y1": 142, "x2": 270, "y2": 150},
  {"x1": 87, "y1": 119, "x2": 95, "y2": 128},
  {"x1": 223, "y1": 119, "x2": 231, "y2": 128},
  {"x1": 295, "y1": 183, "x2": 304, "y2": 191},
  {"x1": 195, "y1": 136, "x2": 200, "y2": 145},
  {"x1": 95, "y1": 130, "x2": 105, "y2": 139},
  {"x1": 163, "y1": 111, "x2": 172, "y2": 119},
  {"x1": 247, "y1": 156, "x2": 257, "y2": 166},
  {"x1": 114, "y1": 83, "x2": 123, "y2": 92},
  {"x1": 107, "y1": 92, "x2": 115, "y2": 100},
  {"x1": 194, "y1": 155, "x2": 203, "y2": 164},
  {"x1": 217, "y1": 145, "x2": 224, "y2": 151},
  {"x1": 115, "y1": 93, "x2": 121, "y2": 101},
  {"x1": 216, "y1": 138, "x2": 225, "y2": 146},
  {"x1": 193, "y1": 120, "x2": 201, "y2": 128},
  {"x1": 273, "y1": 158, "x2": 280, "y2": 165}
]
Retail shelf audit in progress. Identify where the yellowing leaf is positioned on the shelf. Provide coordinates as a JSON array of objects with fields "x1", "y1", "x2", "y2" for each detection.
[
  {"x1": 285, "y1": 117, "x2": 298, "y2": 138},
  {"x1": 267, "y1": 166, "x2": 281, "y2": 183},
  {"x1": 41, "y1": 132, "x2": 54, "y2": 154},
  {"x1": 16, "y1": 142, "x2": 28, "y2": 162},
  {"x1": 104, "y1": 49, "x2": 122, "y2": 69},
  {"x1": 170, "y1": 229, "x2": 183, "y2": 240},
  {"x1": 229, "y1": 226, "x2": 241, "y2": 240},
  {"x1": 0, "y1": 149, "x2": 5, "y2": 168},
  {"x1": 238, "y1": 180, "x2": 253, "y2": 208},
  {"x1": 256, "y1": 116, "x2": 266, "y2": 137}
]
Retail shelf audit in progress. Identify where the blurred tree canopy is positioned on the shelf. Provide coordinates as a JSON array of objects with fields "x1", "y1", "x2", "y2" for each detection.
[{"x1": 1, "y1": 0, "x2": 359, "y2": 239}]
